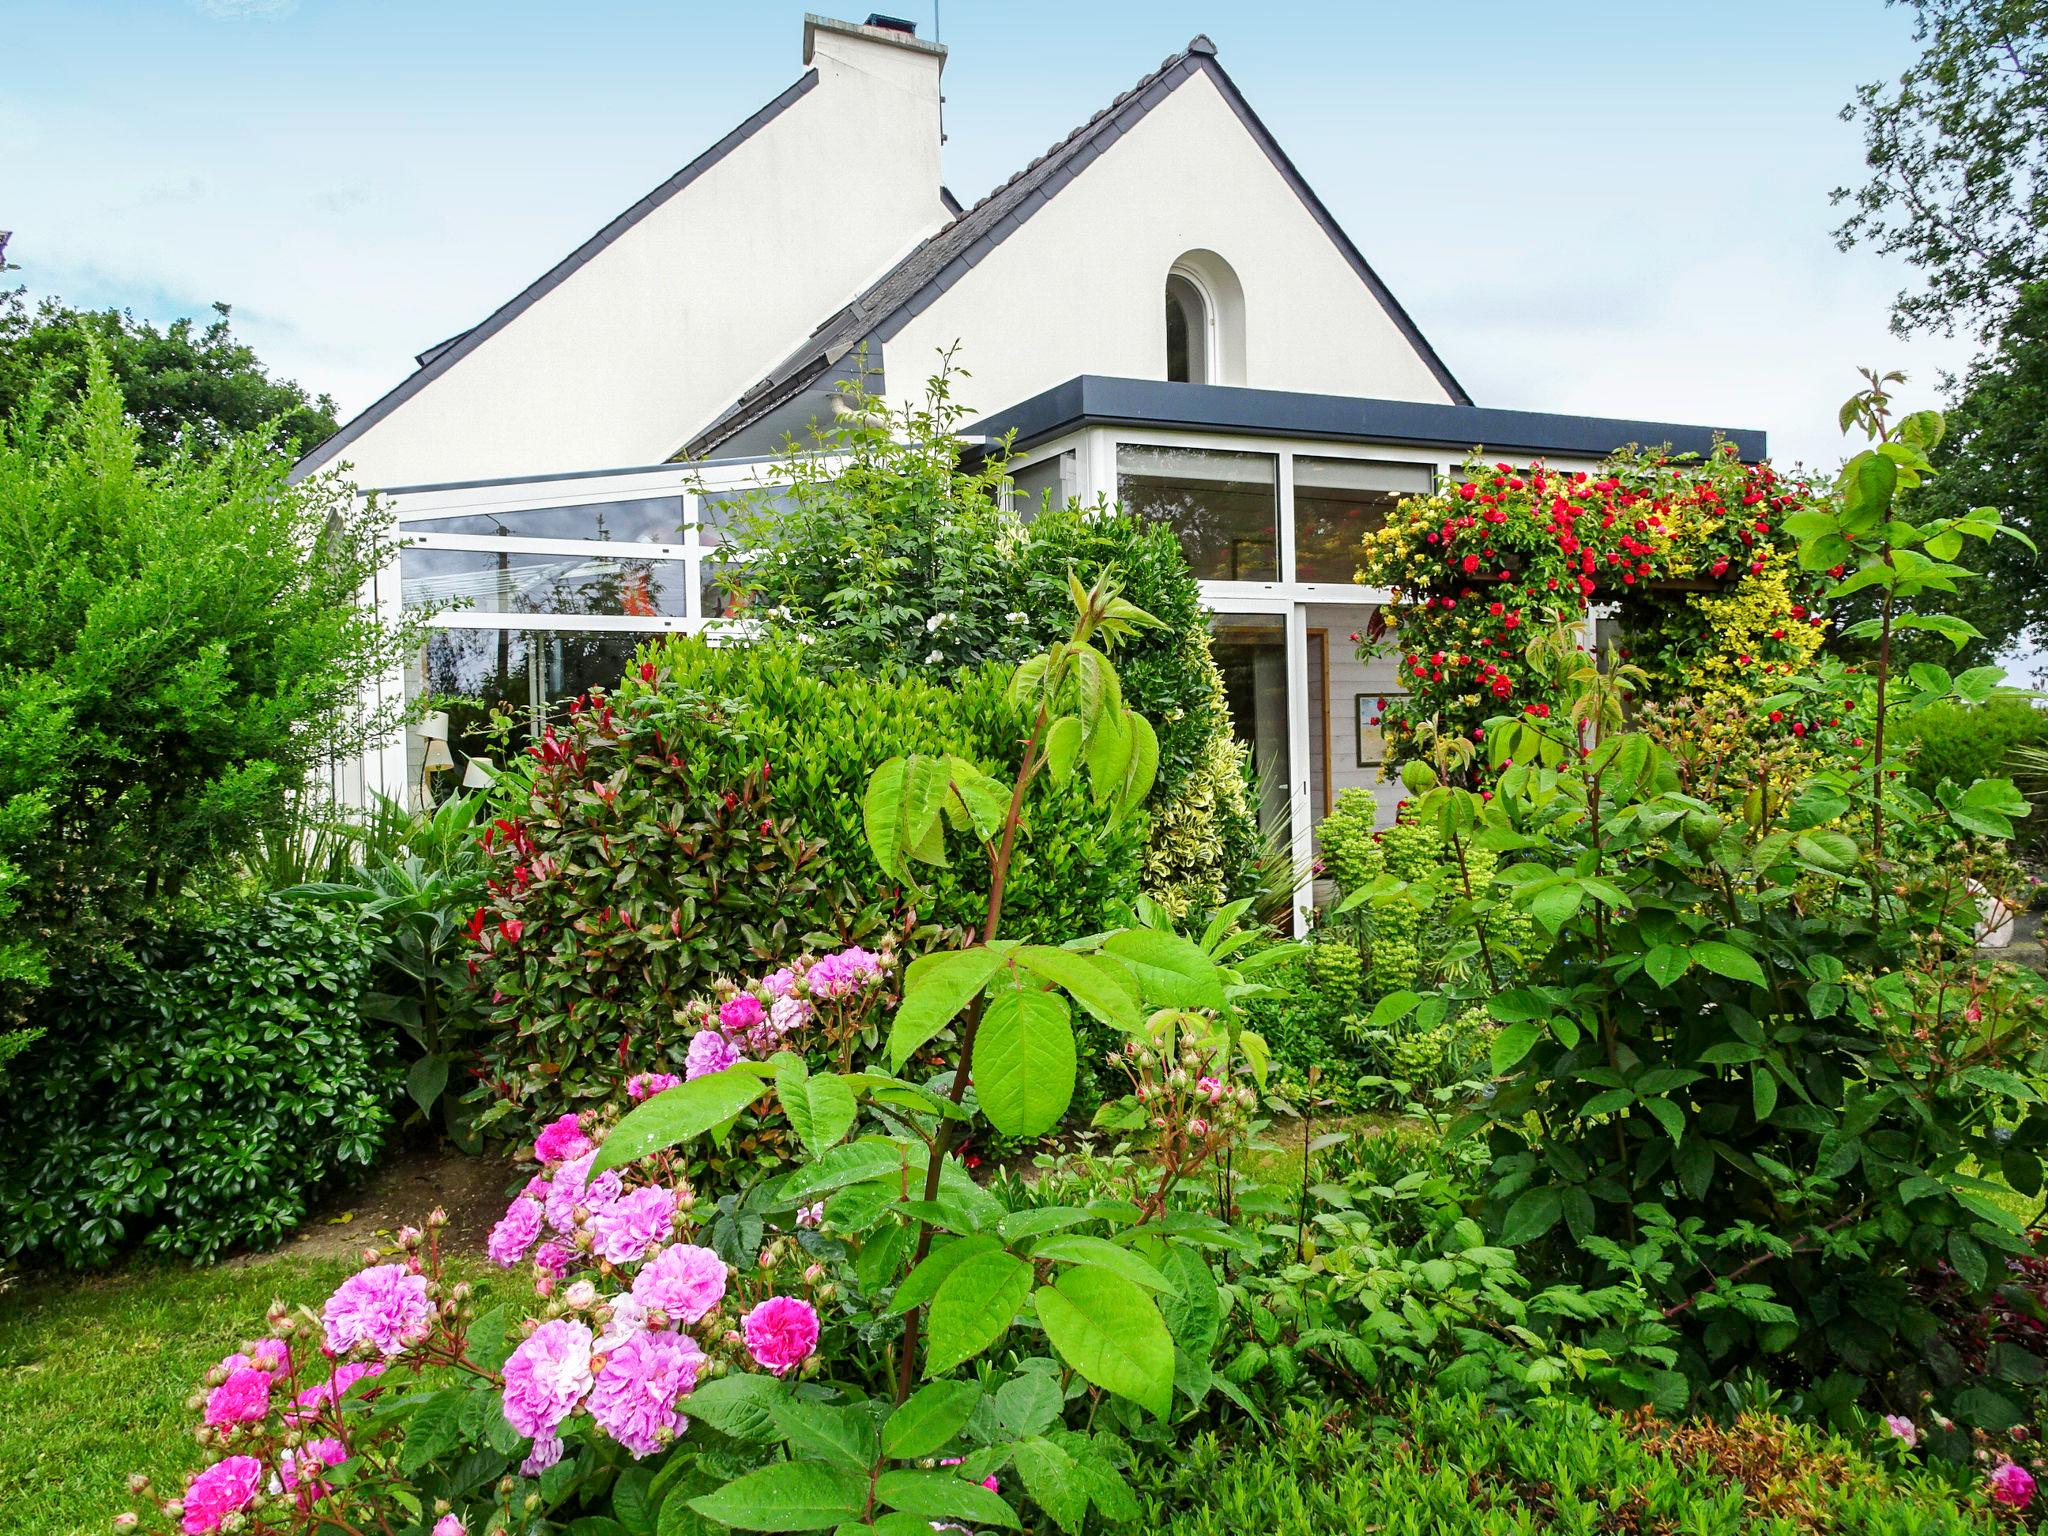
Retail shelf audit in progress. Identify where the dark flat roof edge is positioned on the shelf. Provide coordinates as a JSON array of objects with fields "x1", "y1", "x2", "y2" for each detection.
[
  {"x1": 968, "y1": 376, "x2": 1767, "y2": 462},
  {"x1": 288, "y1": 69, "x2": 822, "y2": 485}
]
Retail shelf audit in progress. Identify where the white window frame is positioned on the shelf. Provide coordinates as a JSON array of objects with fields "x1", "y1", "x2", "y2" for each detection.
[{"x1": 357, "y1": 454, "x2": 844, "y2": 804}]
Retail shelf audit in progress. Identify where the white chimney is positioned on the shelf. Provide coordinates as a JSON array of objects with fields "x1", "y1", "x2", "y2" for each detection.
[{"x1": 802, "y1": 14, "x2": 947, "y2": 211}]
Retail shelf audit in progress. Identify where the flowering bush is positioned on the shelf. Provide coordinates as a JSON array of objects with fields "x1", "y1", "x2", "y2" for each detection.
[
  {"x1": 1378, "y1": 384, "x2": 2048, "y2": 1416},
  {"x1": 1356, "y1": 444, "x2": 1834, "y2": 768},
  {"x1": 121, "y1": 573, "x2": 1272, "y2": 1535},
  {"x1": 468, "y1": 688, "x2": 837, "y2": 1130}
]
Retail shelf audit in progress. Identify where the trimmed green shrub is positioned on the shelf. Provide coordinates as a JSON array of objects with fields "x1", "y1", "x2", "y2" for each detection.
[
  {"x1": 1141, "y1": 1391, "x2": 2006, "y2": 1535},
  {"x1": 1, "y1": 896, "x2": 394, "y2": 1267},
  {"x1": 631, "y1": 637, "x2": 1146, "y2": 944},
  {"x1": 715, "y1": 365, "x2": 1257, "y2": 920},
  {"x1": 472, "y1": 639, "x2": 1147, "y2": 1126},
  {"x1": 1900, "y1": 696, "x2": 2048, "y2": 822}
]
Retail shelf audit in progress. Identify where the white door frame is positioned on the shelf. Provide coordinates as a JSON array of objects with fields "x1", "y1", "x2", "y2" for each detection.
[{"x1": 1205, "y1": 591, "x2": 1316, "y2": 933}]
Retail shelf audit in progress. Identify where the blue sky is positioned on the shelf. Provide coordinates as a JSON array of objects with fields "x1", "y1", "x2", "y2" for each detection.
[{"x1": 4, "y1": 0, "x2": 1974, "y2": 472}]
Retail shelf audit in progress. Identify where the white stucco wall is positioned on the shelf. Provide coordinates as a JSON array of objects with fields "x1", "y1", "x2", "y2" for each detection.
[
  {"x1": 303, "y1": 21, "x2": 951, "y2": 490},
  {"x1": 882, "y1": 68, "x2": 1457, "y2": 419}
]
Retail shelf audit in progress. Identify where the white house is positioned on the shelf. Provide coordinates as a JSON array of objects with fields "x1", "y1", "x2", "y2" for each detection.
[{"x1": 297, "y1": 13, "x2": 1762, "y2": 907}]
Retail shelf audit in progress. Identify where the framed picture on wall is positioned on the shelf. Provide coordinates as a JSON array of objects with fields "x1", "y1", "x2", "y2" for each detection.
[{"x1": 1356, "y1": 691, "x2": 1405, "y2": 768}]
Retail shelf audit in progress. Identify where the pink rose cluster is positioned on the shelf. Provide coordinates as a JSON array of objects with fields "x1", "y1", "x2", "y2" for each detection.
[
  {"x1": 667, "y1": 943, "x2": 895, "y2": 1084},
  {"x1": 490, "y1": 1118, "x2": 693, "y2": 1276},
  {"x1": 1991, "y1": 1460, "x2": 2037, "y2": 1509},
  {"x1": 321, "y1": 1263, "x2": 435, "y2": 1358},
  {"x1": 493, "y1": 1218, "x2": 818, "y2": 1463},
  {"x1": 154, "y1": 1325, "x2": 400, "y2": 1530}
]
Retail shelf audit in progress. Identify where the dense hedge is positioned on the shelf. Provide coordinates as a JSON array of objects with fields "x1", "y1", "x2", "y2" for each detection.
[
  {"x1": 1142, "y1": 1391, "x2": 2008, "y2": 1535},
  {"x1": 1, "y1": 896, "x2": 395, "y2": 1267},
  {"x1": 632, "y1": 637, "x2": 1147, "y2": 944},
  {"x1": 471, "y1": 640, "x2": 1148, "y2": 1125},
  {"x1": 1899, "y1": 696, "x2": 2048, "y2": 826}
]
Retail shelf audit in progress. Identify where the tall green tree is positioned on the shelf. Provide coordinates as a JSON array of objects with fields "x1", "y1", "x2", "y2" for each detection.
[
  {"x1": 0, "y1": 288, "x2": 337, "y2": 463},
  {"x1": 1912, "y1": 283, "x2": 2048, "y2": 662},
  {"x1": 1833, "y1": 2, "x2": 2048, "y2": 661},
  {"x1": 1835, "y1": 0, "x2": 2048, "y2": 341},
  {"x1": 0, "y1": 354, "x2": 415, "y2": 1036}
]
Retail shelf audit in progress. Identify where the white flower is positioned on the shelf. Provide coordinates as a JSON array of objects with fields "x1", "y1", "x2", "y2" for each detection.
[
  {"x1": 925, "y1": 650, "x2": 944, "y2": 665},
  {"x1": 1006, "y1": 611, "x2": 1028, "y2": 624},
  {"x1": 925, "y1": 612, "x2": 950, "y2": 632}
]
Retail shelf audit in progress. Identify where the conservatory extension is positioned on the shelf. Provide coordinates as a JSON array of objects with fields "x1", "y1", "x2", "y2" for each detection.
[{"x1": 351, "y1": 374, "x2": 1762, "y2": 926}]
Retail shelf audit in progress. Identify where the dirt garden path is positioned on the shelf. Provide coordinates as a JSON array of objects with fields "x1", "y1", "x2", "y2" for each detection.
[{"x1": 229, "y1": 1142, "x2": 516, "y2": 1268}]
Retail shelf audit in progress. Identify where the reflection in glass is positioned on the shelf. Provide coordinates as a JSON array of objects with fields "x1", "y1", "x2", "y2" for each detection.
[
  {"x1": 1117, "y1": 446, "x2": 1279, "y2": 582},
  {"x1": 401, "y1": 549, "x2": 688, "y2": 617},
  {"x1": 1007, "y1": 454, "x2": 1070, "y2": 523},
  {"x1": 692, "y1": 485, "x2": 794, "y2": 546},
  {"x1": 1210, "y1": 613, "x2": 1293, "y2": 869},
  {"x1": 1165, "y1": 274, "x2": 1209, "y2": 384},
  {"x1": 401, "y1": 496, "x2": 682, "y2": 542},
  {"x1": 1292, "y1": 457, "x2": 1433, "y2": 584},
  {"x1": 407, "y1": 629, "x2": 647, "y2": 793}
]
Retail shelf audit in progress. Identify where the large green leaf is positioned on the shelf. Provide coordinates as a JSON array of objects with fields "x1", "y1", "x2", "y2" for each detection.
[
  {"x1": 888, "y1": 1235, "x2": 1003, "y2": 1317},
  {"x1": 679, "y1": 1374, "x2": 787, "y2": 1441},
  {"x1": 1499, "y1": 1186, "x2": 1562, "y2": 1246},
  {"x1": 975, "y1": 987, "x2": 1076, "y2": 1138},
  {"x1": 881, "y1": 1381, "x2": 982, "y2": 1459},
  {"x1": 1690, "y1": 941, "x2": 1765, "y2": 988},
  {"x1": 994, "y1": 1369, "x2": 1065, "y2": 1440},
  {"x1": 595, "y1": 1066, "x2": 768, "y2": 1171},
  {"x1": 1029, "y1": 1233, "x2": 1177, "y2": 1293},
  {"x1": 874, "y1": 1470, "x2": 1020, "y2": 1529},
  {"x1": 767, "y1": 1397, "x2": 879, "y2": 1473},
  {"x1": 1120, "y1": 709, "x2": 1160, "y2": 810},
  {"x1": 1033, "y1": 1267, "x2": 1174, "y2": 1418},
  {"x1": 775, "y1": 1063, "x2": 858, "y2": 1153},
  {"x1": 1014, "y1": 946, "x2": 1142, "y2": 1031},
  {"x1": 1100, "y1": 928, "x2": 1225, "y2": 1009},
  {"x1": 925, "y1": 1250, "x2": 1034, "y2": 1375},
  {"x1": 1044, "y1": 715, "x2": 1084, "y2": 784},
  {"x1": 689, "y1": 1464, "x2": 868, "y2": 1532},
  {"x1": 1643, "y1": 945, "x2": 1691, "y2": 989},
  {"x1": 1489, "y1": 1020, "x2": 1543, "y2": 1074},
  {"x1": 1012, "y1": 1438, "x2": 1090, "y2": 1535},
  {"x1": 865, "y1": 756, "x2": 950, "y2": 883},
  {"x1": 890, "y1": 946, "x2": 1014, "y2": 1070},
  {"x1": 781, "y1": 1137, "x2": 924, "y2": 1204}
]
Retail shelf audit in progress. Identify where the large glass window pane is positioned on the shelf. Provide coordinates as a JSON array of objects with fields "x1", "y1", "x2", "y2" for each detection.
[
  {"x1": 1292, "y1": 457, "x2": 1432, "y2": 584},
  {"x1": 406, "y1": 629, "x2": 647, "y2": 795},
  {"x1": 694, "y1": 485, "x2": 794, "y2": 546},
  {"x1": 1210, "y1": 613, "x2": 1293, "y2": 866},
  {"x1": 401, "y1": 496, "x2": 683, "y2": 542},
  {"x1": 402, "y1": 549, "x2": 689, "y2": 617},
  {"x1": 1007, "y1": 453, "x2": 1071, "y2": 523},
  {"x1": 1117, "y1": 445, "x2": 1278, "y2": 582}
]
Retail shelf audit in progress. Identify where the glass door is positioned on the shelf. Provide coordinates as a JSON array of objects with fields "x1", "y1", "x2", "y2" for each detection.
[{"x1": 1207, "y1": 598, "x2": 1315, "y2": 931}]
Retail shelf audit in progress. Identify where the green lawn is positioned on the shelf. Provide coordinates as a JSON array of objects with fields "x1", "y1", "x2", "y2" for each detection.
[{"x1": 0, "y1": 1256, "x2": 494, "y2": 1536}]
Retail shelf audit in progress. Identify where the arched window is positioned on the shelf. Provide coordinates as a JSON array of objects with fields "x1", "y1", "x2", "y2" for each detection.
[
  {"x1": 1165, "y1": 270, "x2": 1212, "y2": 383},
  {"x1": 1164, "y1": 252, "x2": 1245, "y2": 386}
]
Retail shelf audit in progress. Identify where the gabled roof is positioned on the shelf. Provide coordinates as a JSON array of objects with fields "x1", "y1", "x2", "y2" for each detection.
[
  {"x1": 289, "y1": 68, "x2": 823, "y2": 482},
  {"x1": 683, "y1": 35, "x2": 1470, "y2": 458}
]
